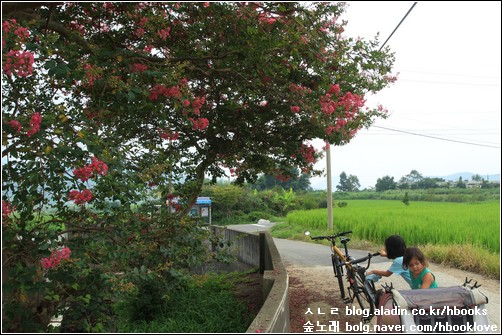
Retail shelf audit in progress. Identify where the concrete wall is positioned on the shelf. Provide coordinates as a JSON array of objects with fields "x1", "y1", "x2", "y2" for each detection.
[{"x1": 211, "y1": 227, "x2": 290, "y2": 333}]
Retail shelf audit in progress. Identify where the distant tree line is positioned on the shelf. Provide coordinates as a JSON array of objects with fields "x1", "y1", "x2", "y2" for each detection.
[{"x1": 334, "y1": 170, "x2": 499, "y2": 192}]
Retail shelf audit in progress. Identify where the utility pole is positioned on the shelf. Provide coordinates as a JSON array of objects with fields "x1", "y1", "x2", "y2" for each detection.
[{"x1": 326, "y1": 142, "x2": 333, "y2": 231}]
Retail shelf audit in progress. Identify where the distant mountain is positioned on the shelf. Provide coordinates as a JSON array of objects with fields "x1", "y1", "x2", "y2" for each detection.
[{"x1": 433, "y1": 172, "x2": 500, "y2": 182}]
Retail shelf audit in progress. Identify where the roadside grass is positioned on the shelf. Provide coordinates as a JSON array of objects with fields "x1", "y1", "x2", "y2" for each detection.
[{"x1": 114, "y1": 268, "x2": 259, "y2": 333}]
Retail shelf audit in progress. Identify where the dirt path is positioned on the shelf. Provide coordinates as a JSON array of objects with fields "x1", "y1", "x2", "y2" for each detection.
[{"x1": 285, "y1": 260, "x2": 500, "y2": 333}]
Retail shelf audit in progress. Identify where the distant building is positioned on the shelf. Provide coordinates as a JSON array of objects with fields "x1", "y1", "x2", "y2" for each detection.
[{"x1": 466, "y1": 181, "x2": 482, "y2": 189}]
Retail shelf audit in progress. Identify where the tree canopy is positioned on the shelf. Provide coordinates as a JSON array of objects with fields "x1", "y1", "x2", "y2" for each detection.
[
  {"x1": 375, "y1": 175, "x2": 397, "y2": 192},
  {"x1": 336, "y1": 171, "x2": 360, "y2": 192},
  {"x1": 252, "y1": 168, "x2": 312, "y2": 192},
  {"x1": 3, "y1": 2, "x2": 395, "y2": 215}
]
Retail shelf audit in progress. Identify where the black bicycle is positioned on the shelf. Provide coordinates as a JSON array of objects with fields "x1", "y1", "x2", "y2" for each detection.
[{"x1": 305, "y1": 230, "x2": 380, "y2": 322}]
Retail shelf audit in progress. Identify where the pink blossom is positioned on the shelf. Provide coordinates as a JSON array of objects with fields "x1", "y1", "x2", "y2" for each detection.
[
  {"x1": 69, "y1": 189, "x2": 93, "y2": 205},
  {"x1": 139, "y1": 16, "x2": 149, "y2": 27},
  {"x1": 148, "y1": 84, "x2": 182, "y2": 101},
  {"x1": 73, "y1": 166, "x2": 93, "y2": 182},
  {"x1": 131, "y1": 63, "x2": 148, "y2": 73},
  {"x1": 2, "y1": 19, "x2": 16, "y2": 34},
  {"x1": 73, "y1": 157, "x2": 108, "y2": 181},
  {"x1": 59, "y1": 247, "x2": 71, "y2": 259},
  {"x1": 3, "y1": 50, "x2": 34, "y2": 77},
  {"x1": 2, "y1": 200, "x2": 15, "y2": 224},
  {"x1": 83, "y1": 64, "x2": 102, "y2": 87},
  {"x1": 328, "y1": 84, "x2": 340, "y2": 95},
  {"x1": 290, "y1": 106, "x2": 300, "y2": 113},
  {"x1": 158, "y1": 27, "x2": 171, "y2": 40},
  {"x1": 90, "y1": 157, "x2": 108, "y2": 176},
  {"x1": 8, "y1": 120, "x2": 22, "y2": 133},
  {"x1": 203, "y1": 2, "x2": 210, "y2": 7},
  {"x1": 189, "y1": 117, "x2": 209, "y2": 130},
  {"x1": 14, "y1": 26, "x2": 29, "y2": 41},
  {"x1": 41, "y1": 247, "x2": 72, "y2": 270},
  {"x1": 298, "y1": 144, "x2": 317, "y2": 164},
  {"x1": 160, "y1": 129, "x2": 179, "y2": 141},
  {"x1": 26, "y1": 112, "x2": 42, "y2": 137},
  {"x1": 275, "y1": 174, "x2": 291, "y2": 182},
  {"x1": 134, "y1": 27, "x2": 145, "y2": 38},
  {"x1": 258, "y1": 13, "x2": 276, "y2": 25},
  {"x1": 149, "y1": 84, "x2": 166, "y2": 101},
  {"x1": 191, "y1": 96, "x2": 206, "y2": 115},
  {"x1": 261, "y1": 76, "x2": 272, "y2": 85}
]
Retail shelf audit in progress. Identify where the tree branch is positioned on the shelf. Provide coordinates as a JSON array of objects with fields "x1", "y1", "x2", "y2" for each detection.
[
  {"x1": 6, "y1": 10, "x2": 95, "y2": 55},
  {"x1": 1, "y1": 2, "x2": 63, "y2": 17}
]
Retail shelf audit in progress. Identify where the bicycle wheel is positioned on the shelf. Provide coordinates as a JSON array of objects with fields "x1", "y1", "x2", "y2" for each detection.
[
  {"x1": 353, "y1": 267, "x2": 375, "y2": 320},
  {"x1": 331, "y1": 255, "x2": 346, "y2": 300}
]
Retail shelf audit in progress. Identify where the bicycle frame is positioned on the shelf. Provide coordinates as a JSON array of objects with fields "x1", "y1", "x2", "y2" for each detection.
[{"x1": 306, "y1": 230, "x2": 380, "y2": 322}]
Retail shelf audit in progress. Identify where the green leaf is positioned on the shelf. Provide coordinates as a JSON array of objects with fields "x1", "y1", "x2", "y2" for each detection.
[
  {"x1": 25, "y1": 42, "x2": 38, "y2": 51},
  {"x1": 44, "y1": 60, "x2": 57, "y2": 70}
]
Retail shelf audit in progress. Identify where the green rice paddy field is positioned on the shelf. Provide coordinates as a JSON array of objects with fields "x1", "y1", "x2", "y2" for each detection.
[{"x1": 284, "y1": 200, "x2": 500, "y2": 254}]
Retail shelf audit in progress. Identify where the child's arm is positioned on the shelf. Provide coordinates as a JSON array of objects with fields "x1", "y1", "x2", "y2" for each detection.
[
  {"x1": 420, "y1": 272, "x2": 435, "y2": 289},
  {"x1": 367, "y1": 269, "x2": 392, "y2": 277}
]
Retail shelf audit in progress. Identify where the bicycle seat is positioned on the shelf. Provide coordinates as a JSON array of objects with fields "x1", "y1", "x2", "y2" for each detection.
[{"x1": 340, "y1": 237, "x2": 350, "y2": 244}]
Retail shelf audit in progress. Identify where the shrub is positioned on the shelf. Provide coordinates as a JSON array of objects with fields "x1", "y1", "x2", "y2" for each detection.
[{"x1": 113, "y1": 273, "x2": 172, "y2": 323}]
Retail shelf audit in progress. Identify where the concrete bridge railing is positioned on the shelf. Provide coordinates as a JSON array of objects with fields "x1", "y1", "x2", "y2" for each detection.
[{"x1": 211, "y1": 227, "x2": 290, "y2": 333}]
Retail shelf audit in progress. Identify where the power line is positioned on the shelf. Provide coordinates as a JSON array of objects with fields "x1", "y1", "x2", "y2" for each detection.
[
  {"x1": 372, "y1": 125, "x2": 501, "y2": 149},
  {"x1": 400, "y1": 69, "x2": 501, "y2": 80},
  {"x1": 379, "y1": 2, "x2": 417, "y2": 51},
  {"x1": 398, "y1": 78, "x2": 500, "y2": 87}
]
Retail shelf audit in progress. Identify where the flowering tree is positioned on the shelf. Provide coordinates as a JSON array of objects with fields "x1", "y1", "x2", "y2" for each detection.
[{"x1": 2, "y1": 2, "x2": 396, "y2": 331}]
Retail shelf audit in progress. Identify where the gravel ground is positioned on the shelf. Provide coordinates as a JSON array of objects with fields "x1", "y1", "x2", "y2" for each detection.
[{"x1": 285, "y1": 259, "x2": 500, "y2": 333}]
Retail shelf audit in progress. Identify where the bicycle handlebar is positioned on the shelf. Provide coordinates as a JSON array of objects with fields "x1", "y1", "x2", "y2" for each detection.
[
  {"x1": 347, "y1": 252, "x2": 381, "y2": 265},
  {"x1": 308, "y1": 230, "x2": 352, "y2": 241}
]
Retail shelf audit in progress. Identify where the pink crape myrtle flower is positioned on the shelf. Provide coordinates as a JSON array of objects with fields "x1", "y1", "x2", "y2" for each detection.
[
  {"x1": 189, "y1": 117, "x2": 209, "y2": 130},
  {"x1": 160, "y1": 129, "x2": 179, "y2": 141},
  {"x1": 73, "y1": 166, "x2": 93, "y2": 181},
  {"x1": 41, "y1": 247, "x2": 72, "y2": 270},
  {"x1": 2, "y1": 200, "x2": 15, "y2": 224},
  {"x1": 90, "y1": 157, "x2": 108, "y2": 176},
  {"x1": 3, "y1": 50, "x2": 34, "y2": 77},
  {"x1": 26, "y1": 112, "x2": 42, "y2": 137},
  {"x1": 8, "y1": 120, "x2": 22, "y2": 133},
  {"x1": 158, "y1": 27, "x2": 171, "y2": 40},
  {"x1": 131, "y1": 63, "x2": 148, "y2": 73},
  {"x1": 290, "y1": 106, "x2": 300, "y2": 113},
  {"x1": 69, "y1": 189, "x2": 93, "y2": 205},
  {"x1": 73, "y1": 157, "x2": 108, "y2": 181}
]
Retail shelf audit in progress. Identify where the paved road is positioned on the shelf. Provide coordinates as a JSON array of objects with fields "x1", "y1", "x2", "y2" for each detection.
[{"x1": 227, "y1": 222, "x2": 388, "y2": 267}]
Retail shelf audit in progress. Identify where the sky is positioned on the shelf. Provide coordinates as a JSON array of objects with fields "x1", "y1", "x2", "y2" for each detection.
[{"x1": 309, "y1": 1, "x2": 501, "y2": 190}]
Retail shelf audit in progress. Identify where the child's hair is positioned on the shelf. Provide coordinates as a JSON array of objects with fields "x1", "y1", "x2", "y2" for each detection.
[
  {"x1": 402, "y1": 247, "x2": 428, "y2": 269},
  {"x1": 384, "y1": 235, "x2": 406, "y2": 259}
]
